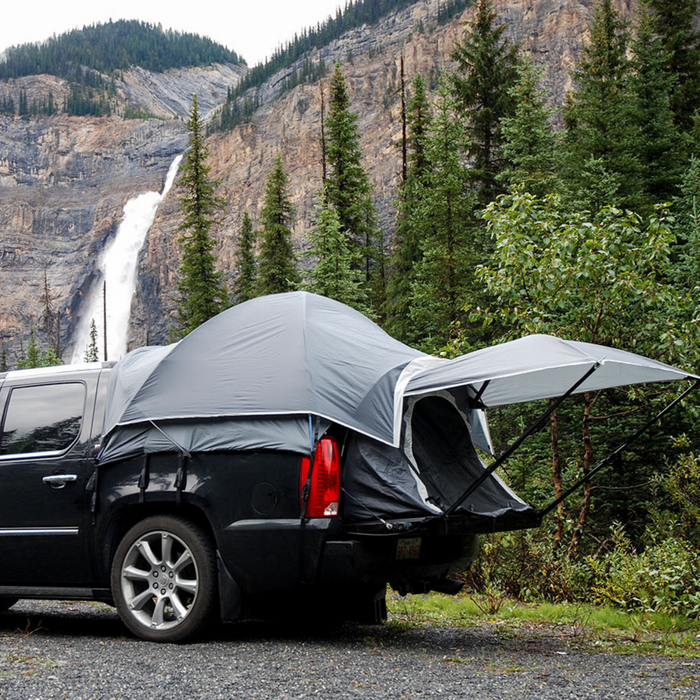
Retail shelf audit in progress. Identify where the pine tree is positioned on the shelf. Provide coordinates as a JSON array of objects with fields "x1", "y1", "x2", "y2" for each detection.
[
  {"x1": 84, "y1": 319, "x2": 100, "y2": 362},
  {"x1": 21, "y1": 328, "x2": 42, "y2": 368},
  {"x1": 17, "y1": 327, "x2": 62, "y2": 369},
  {"x1": 499, "y1": 55, "x2": 560, "y2": 198},
  {"x1": 232, "y1": 212, "x2": 258, "y2": 303},
  {"x1": 646, "y1": 0, "x2": 700, "y2": 132},
  {"x1": 306, "y1": 187, "x2": 365, "y2": 309},
  {"x1": 411, "y1": 82, "x2": 478, "y2": 350},
  {"x1": 630, "y1": 1, "x2": 683, "y2": 206},
  {"x1": 176, "y1": 94, "x2": 229, "y2": 336},
  {"x1": 324, "y1": 63, "x2": 381, "y2": 296},
  {"x1": 674, "y1": 157, "x2": 700, "y2": 285},
  {"x1": 257, "y1": 154, "x2": 300, "y2": 295},
  {"x1": 406, "y1": 73, "x2": 432, "y2": 183},
  {"x1": 0, "y1": 347, "x2": 7, "y2": 372},
  {"x1": 562, "y1": 0, "x2": 641, "y2": 211},
  {"x1": 450, "y1": 0, "x2": 520, "y2": 207},
  {"x1": 385, "y1": 73, "x2": 432, "y2": 343},
  {"x1": 39, "y1": 269, "x2": 57, "y2": 349},
  {"x1": 18, "y1": 88, "x2": 28, "y2": 116}
]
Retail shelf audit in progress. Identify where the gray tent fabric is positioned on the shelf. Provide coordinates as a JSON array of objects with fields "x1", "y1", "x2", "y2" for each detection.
[
  {"x1": 101, "y1": 293, "x2": 436, "y2": 462},
  {"x1": 99, "y1": 293, "x2": 696, "y2": 465},
  {"x1": 405, "y1": 335, "x2": 697, "y2": 408},
  {"x1": 98, "y1": 417, "x2": 330, "y2": 465},
  {"x1": 343, "y1": 391, "x2": 533, "y2": 523}
]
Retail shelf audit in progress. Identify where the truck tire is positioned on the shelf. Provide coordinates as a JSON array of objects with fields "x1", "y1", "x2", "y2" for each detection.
[{"x1": 111, "y1": 515, "x2": 218, "y2": 642}]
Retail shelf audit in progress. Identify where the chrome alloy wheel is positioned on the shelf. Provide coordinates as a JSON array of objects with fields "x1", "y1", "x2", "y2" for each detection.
[{"x1": 120, "y1": 530, "x2": 199, "y2": 631}]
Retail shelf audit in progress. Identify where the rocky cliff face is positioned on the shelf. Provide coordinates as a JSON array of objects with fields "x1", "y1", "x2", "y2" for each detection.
[
  {"x1": 0, "y1": 0, "x2": 634, "y2": 363},
  {"x1": 0, "y1": 114, "x2": 188, "y2": 358},
  {"x1": 0, "y1": 62, "x2": 246, "y2": 121},
  {"x1": 118, "y1": 62, "x2": 246, "y2": 119}
]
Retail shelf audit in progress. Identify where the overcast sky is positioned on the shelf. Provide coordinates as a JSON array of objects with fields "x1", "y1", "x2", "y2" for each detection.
[{"x1": 1, "y1": 0, "x2": 344, "y2": 67}]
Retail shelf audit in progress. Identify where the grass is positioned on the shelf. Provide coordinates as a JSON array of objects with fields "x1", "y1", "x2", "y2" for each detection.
[{"x1": 386, "y1": 590, "x2": 700, "y2": 658}]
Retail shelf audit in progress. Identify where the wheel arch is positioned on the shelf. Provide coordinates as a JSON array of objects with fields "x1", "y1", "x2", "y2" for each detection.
[{"x1": 101, "y1": 502, "x2": 217, "y2": 580}]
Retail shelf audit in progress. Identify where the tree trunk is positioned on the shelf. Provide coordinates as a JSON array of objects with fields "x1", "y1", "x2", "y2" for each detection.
[
  {"x1": 550, "y1": 403, "x2": 565, "y2": 553},
  {"x1": 569, "y1": 392, "x2": 594, "y2": 556}
]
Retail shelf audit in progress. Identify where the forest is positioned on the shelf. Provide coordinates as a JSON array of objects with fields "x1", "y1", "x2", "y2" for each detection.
[
  {"x1": 0, "y1": 19, "x2": 241, "y2": 82},
  {"x1": 0, "y1": 19, "x2": 241, "y2": 116}
]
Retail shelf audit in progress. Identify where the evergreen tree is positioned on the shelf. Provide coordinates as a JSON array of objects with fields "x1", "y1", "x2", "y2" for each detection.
[
  {"x1": 22, "y1": 327, "x2": 42, "y2": 368},
  {"x1": 630, "y1": 1, "x2": 683, "y2": 206},
  {"x1": 385, "y1": 73, "x2": 432, "y2": 342},
  {"x1": 499, "y1": 55, "x2": 560, "y2": 198},
  {"x1": 17, "y1": 327, "x2": 62, "y2": 369},
  {"x1": 84, "y1": 319, "x2": 100, "y2": 362},
  {"x1": 324, "y1": 63, "x2": 381, "y2": 295},
  {"x1": 411, "y1": 82, "x2": 478, "y2": 350},
  {"x1": 562, "y1": 0, "x2": 641, "y2": 211},
  {"x1": 674, "y1": 157, "x2": 700, "y2": 285},
  {"x1": 306, "y1": 187, "x2": 365, "y2": 309},
  {"x1": 646, "y1": 0, "x2": 700, "y2": 132},
  {"x1": 0, "y1": 347, "x2": 7, "y2": 373},
  {"x1": 40, "y1": 269, "x2": 56, "y2": 343},
  {"x1": 18, "y1": 89, "x2": 28, "y2": 117},
  {"x1": 176, "y1": 94, "x2": 229, "y2": 336},
  {"x1": 232, "y1": 212, "x2": 258, "y2": 303},
  {"x1": 257, "y1": 154, "x2": 300, "y2": 295},
  {"x1": 450, "y1": 0, "x2": 520, "y2": 206},
  {"x1": 406, "y1": 73, "x2": 432, "y2": 183}
]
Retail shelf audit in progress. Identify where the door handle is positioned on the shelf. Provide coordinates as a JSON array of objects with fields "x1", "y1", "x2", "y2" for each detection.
[{"x1": 42, "y1": 474, "x2": 78, "y2": 489}]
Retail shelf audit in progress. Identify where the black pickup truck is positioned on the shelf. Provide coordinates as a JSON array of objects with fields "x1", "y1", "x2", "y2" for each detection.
[{"x1": 0, "y1": 360, "x2": 537, "y2": 642}]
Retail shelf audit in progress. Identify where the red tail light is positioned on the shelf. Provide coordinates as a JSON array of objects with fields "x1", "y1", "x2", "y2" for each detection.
[{"x1": 300, "y1": 437, "x2": 341, "y2": 517}]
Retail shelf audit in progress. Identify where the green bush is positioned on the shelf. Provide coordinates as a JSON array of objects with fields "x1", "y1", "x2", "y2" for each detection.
[
  {"x1": 587, "y1": 524, "x2": 700, "y2": 617},
  {"x1": 464, "y1": 452, "x2": 700, "y2": 619}
]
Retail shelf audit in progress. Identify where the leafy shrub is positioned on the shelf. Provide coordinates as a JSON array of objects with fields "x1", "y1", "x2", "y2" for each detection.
[
  {"x1": 464, "y1": 528, "x2": 594, "y2": 604},
  {"x1": 587, "y1": 523, "x2": 700, "y2": 617}
]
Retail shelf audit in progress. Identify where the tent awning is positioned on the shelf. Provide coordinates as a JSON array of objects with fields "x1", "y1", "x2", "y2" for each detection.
[{"x1": 406, "y1": 335, "x2": 697, "y2": 408}]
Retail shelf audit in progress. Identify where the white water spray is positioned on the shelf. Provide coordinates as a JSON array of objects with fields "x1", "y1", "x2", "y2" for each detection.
[{"x1": 70, "y1": 154, "x2": 183, "y2": 363}]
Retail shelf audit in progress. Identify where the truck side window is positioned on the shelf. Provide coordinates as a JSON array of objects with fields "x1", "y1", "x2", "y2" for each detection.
[{"x1": 0, "y1": 383, "x2": 85, "y2": 456}]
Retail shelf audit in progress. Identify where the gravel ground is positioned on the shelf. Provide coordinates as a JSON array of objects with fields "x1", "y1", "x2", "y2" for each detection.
[{"x1": 0, "y1": 600, "x2": 699, "y2": 699}]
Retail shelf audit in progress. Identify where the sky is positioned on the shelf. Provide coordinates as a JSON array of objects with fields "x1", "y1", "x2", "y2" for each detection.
[{"x1": 1, "y1": 0, "x2": 344, "y2": 67}]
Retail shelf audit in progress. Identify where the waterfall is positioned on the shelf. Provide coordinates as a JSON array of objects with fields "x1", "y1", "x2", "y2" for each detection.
[{"x1": 70, "y1": 154, "x2": 183, "y2": 364}]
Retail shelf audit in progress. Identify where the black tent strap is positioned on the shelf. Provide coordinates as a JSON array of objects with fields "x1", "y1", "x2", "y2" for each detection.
[
  {"x1": 539, "y1": 378, "x2": 700, "y2": 518},
  {"x1": 300, "y1": 415, "x2": 321, "y2": 520},
  {"x1": 445, "y1": 362, "x2": 601, "y2": 516},
  {"x1": 341, "y1": 487, "x2": 392, "y2": 529}
]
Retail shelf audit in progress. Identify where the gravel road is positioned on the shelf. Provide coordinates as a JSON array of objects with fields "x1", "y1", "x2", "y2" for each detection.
[{"x1": 0, "y1": 600, "x2": 698, "y2": 699}]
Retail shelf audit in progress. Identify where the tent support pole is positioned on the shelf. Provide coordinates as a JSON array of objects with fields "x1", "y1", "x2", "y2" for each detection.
[
  {"x1": 539, "y1": 378, "x2": 700, "y2": 518},
  {"x1": 445, "y1": 363, "x2": 601, "y2": 516},
  {"x1": 472, "y1": 380, "x2": 490, "y2": 407}
]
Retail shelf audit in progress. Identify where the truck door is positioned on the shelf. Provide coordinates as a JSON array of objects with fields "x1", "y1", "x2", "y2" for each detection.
[{"x1": 0, "y1": 372, "x2": 100, "y2": 587}]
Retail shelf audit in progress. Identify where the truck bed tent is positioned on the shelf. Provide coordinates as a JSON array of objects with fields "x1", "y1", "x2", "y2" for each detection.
[{"x1": 98, "y1": 292, "x2": 697, "y2": 525}]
